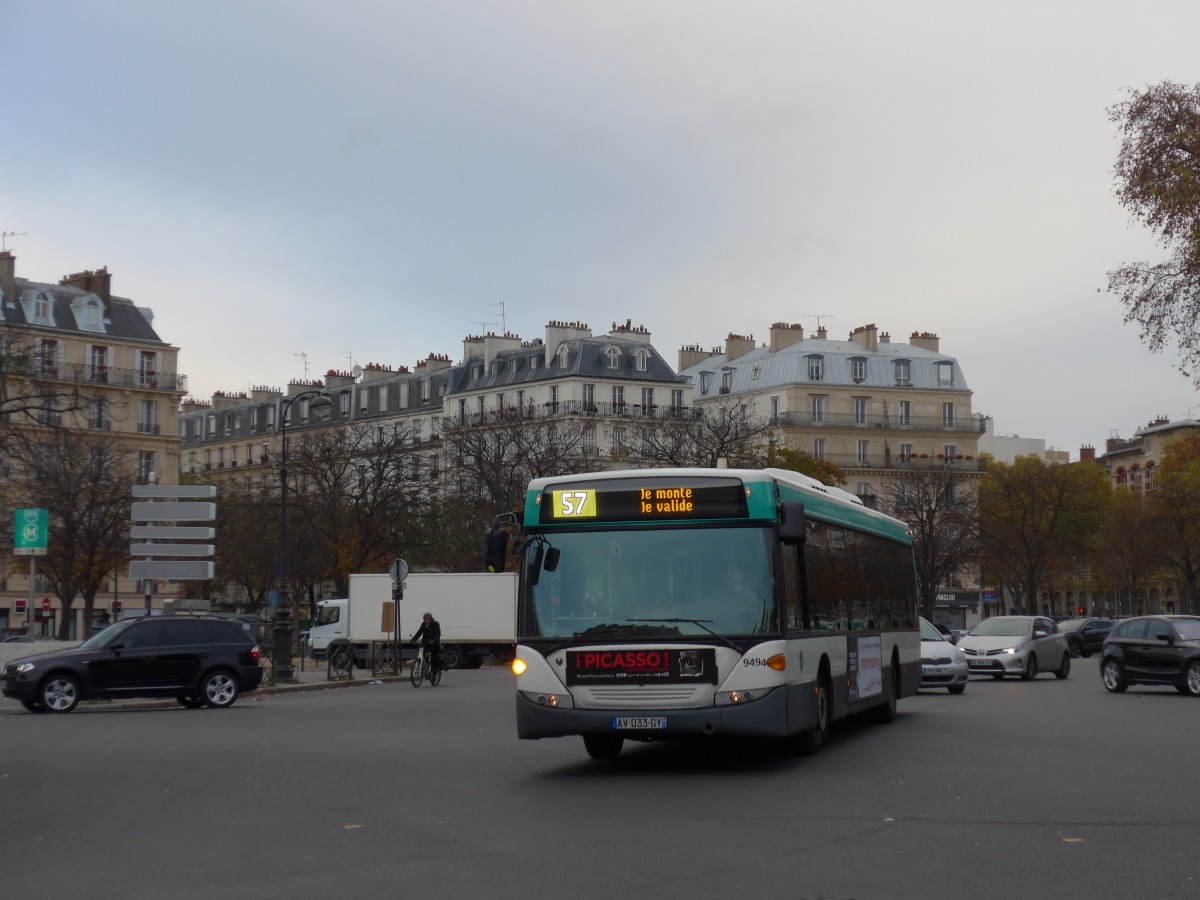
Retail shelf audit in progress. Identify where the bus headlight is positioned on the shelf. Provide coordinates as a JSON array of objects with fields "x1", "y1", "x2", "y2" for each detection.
[
  {"x1": 519, "y1": 690, "x2": 573, "y2": 709},
  {"x1": 511, "y1": 658, "x2": 527, "y2": 675}
]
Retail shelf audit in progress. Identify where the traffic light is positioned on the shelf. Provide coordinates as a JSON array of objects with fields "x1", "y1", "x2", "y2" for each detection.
[
  {"x1": 484, "y1": 526, "x2": 508, "y2": 573},
  {"x1": 1078, "y1": 607, "x2": 1085, "y2": 616}
]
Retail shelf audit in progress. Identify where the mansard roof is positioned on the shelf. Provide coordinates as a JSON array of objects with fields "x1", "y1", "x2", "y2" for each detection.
[
  {"x1": 679, "y1": 335, "x2": 970, "y2": 394},
  {"x1": 4, "y1": 277, "x2": 167, "y2": 345},
  {"x1": 449, "y1": 335, "x2": 684, "y2": 395}
]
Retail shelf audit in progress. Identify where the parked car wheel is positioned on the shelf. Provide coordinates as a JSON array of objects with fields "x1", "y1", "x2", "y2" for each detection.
[
  {"x1": 201, "y1": 670, "x2": 239, "y2": 709},
  {"x1": 40, "y1": 673, "x2": 80, "y2": 713},
  {"x1": 1068, "y1": 639, "x2": 1082, "y2": 658},
  {"x1": 1022, "y1": 654, "x2": 1038, "y2": 681},
  {"x1": 1183, "y1": 662, "x2": 1200, "y2": 697},
  {"x1": 21, "y1": 699, "x2": 47, "y2": 713},
  {"x1": 947, "y1": 683, "x2": 966, "y2": 695},
  {"x1": 1055, "y1": 653, "x2": 1070, "y2": 680},
  {"x1": 177, "y1": 695, "x2": 205, "y2": 709},
  {"x1": 1102, "y1": 659, "x2": 1127, "y2": 693}
]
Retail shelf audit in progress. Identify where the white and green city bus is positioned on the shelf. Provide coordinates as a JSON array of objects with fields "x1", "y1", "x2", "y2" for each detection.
[{"x1": 511, "y1": 467, "x2": 920, "y2": 759}]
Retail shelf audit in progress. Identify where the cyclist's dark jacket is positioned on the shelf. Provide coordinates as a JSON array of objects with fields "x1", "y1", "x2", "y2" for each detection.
[{"x1": 412, "y1": 619, "x2": 441, "y2": 646}]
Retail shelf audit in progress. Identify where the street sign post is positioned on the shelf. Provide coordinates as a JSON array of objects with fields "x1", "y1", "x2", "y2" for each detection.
[
  {"x1": 129, "y1": 486, "x2": 217, "y2": 615},
  {"x1": 13, "y1": 508, "x2": 48, "y2": 639}
]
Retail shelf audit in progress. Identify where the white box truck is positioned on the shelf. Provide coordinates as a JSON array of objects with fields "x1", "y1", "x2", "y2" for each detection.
[{"x1": 310, "y1": 572, "x2": 517, "y2": 669}]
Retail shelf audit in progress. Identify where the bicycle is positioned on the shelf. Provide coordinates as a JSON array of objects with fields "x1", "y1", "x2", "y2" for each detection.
[{"x1": 410, "y1": 644, "x2": 442, "y2": 687}]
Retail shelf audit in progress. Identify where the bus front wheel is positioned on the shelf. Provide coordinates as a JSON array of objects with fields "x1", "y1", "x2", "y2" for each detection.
[
  {"x1": 583, "y1": 734, "x2": 623, "y2": 760},
  {"x1": 791, "y1": 675, "x2": 830, "y2": 757}
]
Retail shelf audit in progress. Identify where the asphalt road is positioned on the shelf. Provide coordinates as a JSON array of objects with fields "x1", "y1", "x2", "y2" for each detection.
[{"x1": 3, "y1": 661, "x2": 1199, "y2": 900}]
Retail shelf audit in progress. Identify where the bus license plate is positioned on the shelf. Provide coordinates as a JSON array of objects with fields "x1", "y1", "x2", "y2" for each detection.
[{"x1": 613, "y1": 716, "x2": 667, "y2": 731}]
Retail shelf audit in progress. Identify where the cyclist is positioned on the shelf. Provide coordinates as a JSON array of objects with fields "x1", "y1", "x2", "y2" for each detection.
[{"x1": 411, "y1": 612, "x2": 442, "y2": 676}]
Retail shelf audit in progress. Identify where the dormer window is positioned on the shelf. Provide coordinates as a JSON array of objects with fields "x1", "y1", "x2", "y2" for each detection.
[
  {"x1": 34, "y1": 291, "x2": 52, "y2": 323},
  {"x1": 557, "y1": 345, "x2": 570, "y2": 368},
  {"x1": 699, "y1": 371, "x2": 713, "y2": 395},
  {"x1": 632, "y1": 348, "x2": 649, "y2": 372},
  {"x1": 894, "y1": 360, "x2": 911, "y2": 386},
  {"x1": 509, "y1": 358, "x2": 519, "y2": 374},
  {"x1": 604, "y1": 346, "x2": 621, "y2": 370},
  {"x1": 807, "y1": 355, "x2": 824, "y2": 382},
  {"x1": 530, "y1": 355, "x2": 539, "y2": 371},
  {"x1": 83, "y1": 300, "x2": 102, "y2": 331},
  {"x1": 937, "y1": 361, "x2": 954, "y2": 385},
  {"x1": 720, "y1": 367, "x2": 733, "y2": 394},
  {"x1": 850, "y1": 357, "x2": 866, "y2": 384}
]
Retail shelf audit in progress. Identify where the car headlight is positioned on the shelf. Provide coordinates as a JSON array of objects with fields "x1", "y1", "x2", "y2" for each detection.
[
  {"x1": 955, "y1": 647, "x2": 966, "y2": 662},
  {"x1": 11, "y1": 662, "x2": 35, "y2": 674}
]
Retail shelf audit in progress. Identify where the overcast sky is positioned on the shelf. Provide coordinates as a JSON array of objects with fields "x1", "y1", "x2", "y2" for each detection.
[{"x1": 4, "y1": 1, "x2": 1199, "y2": 457}]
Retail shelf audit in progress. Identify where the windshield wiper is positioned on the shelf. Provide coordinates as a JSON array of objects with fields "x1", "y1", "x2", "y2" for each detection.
[{"x1": 627, "y1": 617, "x2": 740, "y2": 651}]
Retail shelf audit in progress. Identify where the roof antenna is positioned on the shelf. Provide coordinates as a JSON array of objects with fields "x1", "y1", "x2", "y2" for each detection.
[
  {"x1": 1, "y1": 231, "x2": 27, "y2": 251},
  {"x1": 295, "y1": 352, "x2": 310, "y2": 380},
  {"x1": 492, "y1": 300, "x2": 508, "y2": 334},
  {"x1": 800, "y1": 314, "x2": 835, "y2": 328}
]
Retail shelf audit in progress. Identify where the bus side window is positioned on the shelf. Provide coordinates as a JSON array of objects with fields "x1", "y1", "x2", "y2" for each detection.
[{"x1": 781, "y1": 543, "x2": 804, "y2": 630}]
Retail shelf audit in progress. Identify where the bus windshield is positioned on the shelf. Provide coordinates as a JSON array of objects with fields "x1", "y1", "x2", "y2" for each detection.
[{"x1": 520, "y1": 525, "x2": 776, "y2": 639}]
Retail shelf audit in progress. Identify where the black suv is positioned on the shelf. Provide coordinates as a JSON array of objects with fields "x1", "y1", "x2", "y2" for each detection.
[
  {"x1": 1, "y1": 615, "x2": 263, "y2": 713},
  {"x1": 1058, "y1": 617, "x2": 1113, "y2": 658},
  {"x1": 1100, "y1": 615, "x2": 1200, "y2": 696}
]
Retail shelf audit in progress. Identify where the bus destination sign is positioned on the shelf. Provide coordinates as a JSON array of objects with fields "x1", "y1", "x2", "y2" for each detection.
[
  {"x1": 566, "y1": 647, "x2": 718, "y2": 685},
  {"x1": 542, "y1": 478, "x2": 749, "y2": 524}
]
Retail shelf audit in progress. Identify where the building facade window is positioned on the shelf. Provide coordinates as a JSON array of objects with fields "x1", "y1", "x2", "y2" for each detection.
[
  {"x1": 854, "y1": 398, "x2": 868, "y2": 425},
  {"x1": 811, "y1": 396, "x2": 825, "y2": 424},
  {"x1": 813, "y1": 438, "x2": 825, "y2": 459},
  {"x1": 583, "y1": 383, "x2": 595, "y2": 408},
  {"x1": 89, "y1": 346, "x2": 109, "y2": 382},
  {"x1": 942, "y1": 402, "x2": 955, "y2": 428},
  {"x1": 857, "y1": 440, "x2": 870, "y2": 466},
  {"x1": 894, "y1": 360, "x2": 911, "y2": 386},
  {"x1": 900, "y1": 442, "x2": 914, "y2": 464},
  {"x1": 851, "y1": 358, "x2": 866, "y2": 384},
  {"x1": 641, "y1": 387, "x2": 654, "y2": 410},
  {"x1": 605, "y1": 346, "x2": 621, "y2": 369},
  {"x1": 612, "y1": 385, "x2": 625, "y2": 409},
  {"x1": 807, "y1": 355, "x2": 824, "y2": 382},
  {"x1": 898, "y1": 400, "x2": 911, "y2": 427},
  {"x1": 671, "y1": 389, "x2": 684, "y2": 410}
]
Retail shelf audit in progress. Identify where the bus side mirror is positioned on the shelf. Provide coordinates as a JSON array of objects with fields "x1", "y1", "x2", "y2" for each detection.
[
  {"x1": 545, "y1": 547, "x2": 560, "y2": 572},
  {"x1": 484, "y1": 526, "x2": 509, "y2": 572},
  {"x1": 779, "y1": 501, "x2": 806, "y2": 545}
]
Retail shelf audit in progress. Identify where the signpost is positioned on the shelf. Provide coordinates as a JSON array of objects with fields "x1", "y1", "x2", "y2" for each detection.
[
  {"x1": 129, "y1": 485, "x2": 216, "y2": 616},
  {"x1": 13, "y1": 508, "x2": 48, "y2": 639}
]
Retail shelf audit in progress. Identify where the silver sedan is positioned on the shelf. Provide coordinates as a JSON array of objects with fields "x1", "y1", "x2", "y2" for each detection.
[{"x1": 957, "y1": 615, "x2": 1071, "y2": 680}]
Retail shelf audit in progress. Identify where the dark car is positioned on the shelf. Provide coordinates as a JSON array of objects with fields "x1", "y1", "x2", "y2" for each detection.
[
  {"x1": 1100, "y1": 615, "x2": 1200, "y2": 696},
  {"x1": 1058, "y1": 617, "x2": 1113, "y2": 658},
  {"x1": 1, "y1": 615, "x2": 263, "y2": 713}
]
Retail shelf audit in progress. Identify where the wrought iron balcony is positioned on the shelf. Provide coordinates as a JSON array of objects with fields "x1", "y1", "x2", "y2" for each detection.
[
  {"x1": 771, "y1": 410, "x2": 986, "y2": 433},
  {"x1": 31, "y1": 361, "x2": 186, "y2": 393}
]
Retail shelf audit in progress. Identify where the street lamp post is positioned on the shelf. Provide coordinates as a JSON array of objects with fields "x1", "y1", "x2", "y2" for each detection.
[{"x1": 275, "y1": 388, "x2": 329, "y2": 682}]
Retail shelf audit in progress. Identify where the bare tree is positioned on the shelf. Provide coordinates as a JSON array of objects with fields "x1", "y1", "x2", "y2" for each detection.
[
  {"x1": 881, "y1": 463, "x2": 980, "y2": 619},
  {"x1": 9, "y1": 428, "x2": 136, "y2": 638},
  {"x1": 625, "y1": 397, "x2": 775, "y2": 468},
  {"x1": 442, "y1": 407, "x2": 592, "y2": 515},
  {"x1": 284, "y1": 421, "x2": 428, "y2": 600}
]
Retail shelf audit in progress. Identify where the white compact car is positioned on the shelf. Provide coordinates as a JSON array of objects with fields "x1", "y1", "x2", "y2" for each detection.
[
  {"x1": 919, "y1": 617, "x2": 969, "y2": 693},
  {"x1": 957, "y1": 615, "x2": 1070, "y2": 681}
]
